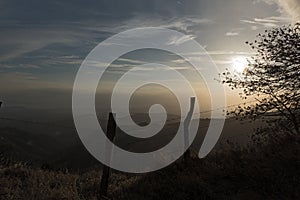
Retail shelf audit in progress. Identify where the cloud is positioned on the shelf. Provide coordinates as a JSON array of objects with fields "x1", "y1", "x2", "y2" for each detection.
[
  {"x1": 0, "y1": 27, "x2": 79, "y2": 62},
  {"x1": 121, "y1": 16, "x2": 214, "y2": 34},
  {"x1": 0, "y1": 72, "x2": 39, "y2": 86},
  {"x1": 116, "y1": 58, "x2": 147, "y2": 65},
  {"x1": 0, "y1": 15, "x2": 213, "y2": 64},
  {"x1": 181, "y1": 51, "x2": 255, "y2": 56},
  {"x1": 226, "y1": 32, "x2": 239, "y2": 36},
  {"x1": 251, "y1": 25, "x2": 259, "y2": 30},
  {"x1": 241, "y1": 19, "x2": 276, "y2": 27},
  {"x1": 257, "y1": 0, "x2": 300, "y2": 22},
  {"x1": 0, "y1": 63, "x2": 39, "y2": 69},
  {"x1": 276, "y1": 0, "x2": 300, "y2": 22},
  {"x1": 163, "y1": 17, "x2": 213, "y2": 33},
  {"x1": 167, "y1": 34, "x2": 196, "y2": 45},
  {"x1": 240, "y1": 16, "x2": 290, "y2": 27},
  {"x1": 254, "y1": 17, "x2": 278, "y2": 23},
  {"x1": 128, "y1": 65, "x2": 191, "y2": 72},
  {"x1": 225, "y1": 28, "x2": 245, "y2": 36}
]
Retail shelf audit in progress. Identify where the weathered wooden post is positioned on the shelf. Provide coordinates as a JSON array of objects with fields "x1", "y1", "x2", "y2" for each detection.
[
  {"x1": 99, "y1": 112, "x2": 116, "y2": 199},
  {"x1": 184, "y1": 97, "x2": 195, "y2": 161}
]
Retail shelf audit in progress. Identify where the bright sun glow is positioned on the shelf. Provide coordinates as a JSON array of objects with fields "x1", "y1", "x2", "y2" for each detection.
[{"x1": 232, "y1": 57, "x2": 248, "y2": 73}]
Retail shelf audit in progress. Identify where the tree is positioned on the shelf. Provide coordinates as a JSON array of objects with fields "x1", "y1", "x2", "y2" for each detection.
[{"x1": 223, "y1": 23, "x2": 300, "y2": 136}]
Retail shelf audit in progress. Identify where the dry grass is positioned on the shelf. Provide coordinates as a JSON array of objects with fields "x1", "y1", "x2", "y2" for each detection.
[{"x1": 0, "y1": 134, "x2": 299, "y2": 200}]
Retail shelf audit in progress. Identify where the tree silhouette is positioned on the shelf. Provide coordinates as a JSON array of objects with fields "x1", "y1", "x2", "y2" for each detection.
[{"x1": 223, "y1": 23, "x2": 300, "y2": 135}]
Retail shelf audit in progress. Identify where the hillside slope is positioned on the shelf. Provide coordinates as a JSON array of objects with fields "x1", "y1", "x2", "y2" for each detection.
[{"x1": 1, "y1": 134, "x2": 299, "y2": 200}]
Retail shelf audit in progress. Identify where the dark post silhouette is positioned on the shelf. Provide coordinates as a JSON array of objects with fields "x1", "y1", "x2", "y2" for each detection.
[
  {"x1": 184, "y1": 97, "x2": 196, "y2": 161},
  {"x1": 0, "y1": 101, "x2": 2, "y2": 109},
  {"x1": 99, "y1": 112, "x2": 116, "y2": 199}
]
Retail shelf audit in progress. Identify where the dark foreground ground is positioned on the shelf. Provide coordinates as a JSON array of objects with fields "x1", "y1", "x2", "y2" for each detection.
[{"x1": 0, "y1": 134, "x2": 299, "y2": 200}]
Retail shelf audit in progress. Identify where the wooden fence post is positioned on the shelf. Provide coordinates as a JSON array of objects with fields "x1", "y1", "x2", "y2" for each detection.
[
  {"x1": 184, "y1": 97, "x2": 195, "y2": 161},
  {"x1": 99, "y1": 112, "x2": 116, "y2": 199}
]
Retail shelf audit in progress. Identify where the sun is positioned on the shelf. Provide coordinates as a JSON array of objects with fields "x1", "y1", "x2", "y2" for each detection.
[{"x1": 232, "y1": 57, "x2": 248, "y2": 73}]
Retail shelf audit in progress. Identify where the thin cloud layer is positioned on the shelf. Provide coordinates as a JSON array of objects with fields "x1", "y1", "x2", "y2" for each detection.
[
  {"x1": 277, "y1": 0, "x2": 300, "y2": 22},
  {"x1": 259, "y1": 0, "x2": 300, "y2": 22}
]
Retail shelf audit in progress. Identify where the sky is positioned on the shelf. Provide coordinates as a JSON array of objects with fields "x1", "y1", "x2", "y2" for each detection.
[{"x1": 0, "y1": 0, "x2": 299, "y2": 115}]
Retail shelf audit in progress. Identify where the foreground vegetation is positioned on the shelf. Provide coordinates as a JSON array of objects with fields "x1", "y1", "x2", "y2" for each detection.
[{"x1": 0, "y1": 133, "x2": 299, "y2": 200}]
